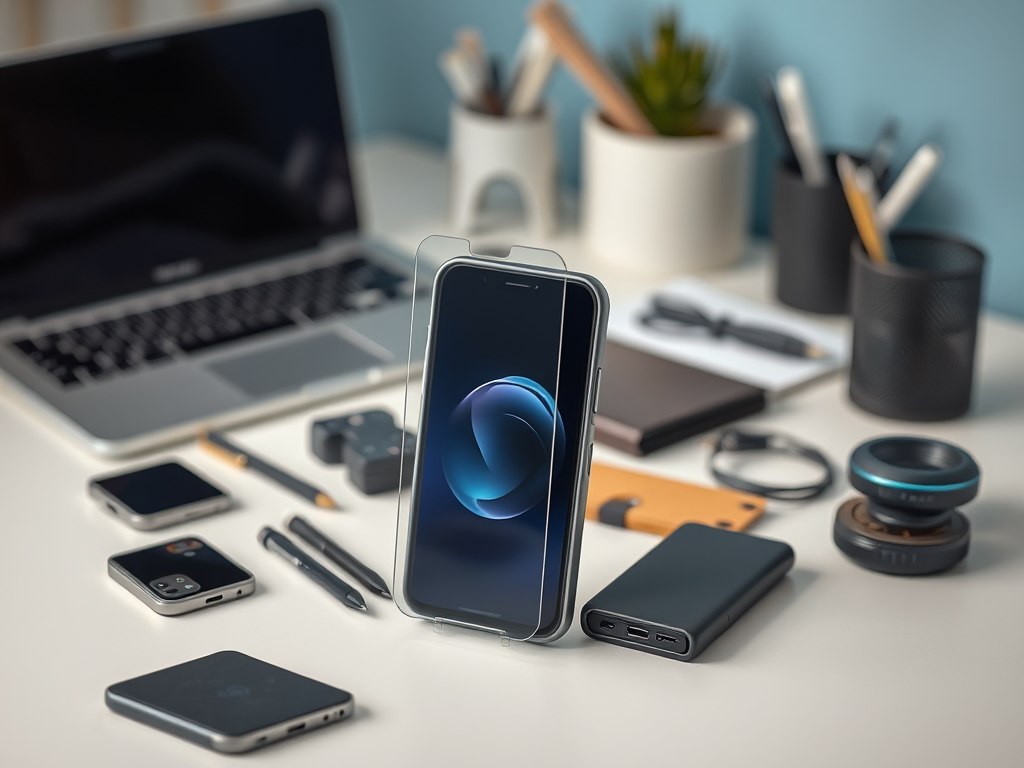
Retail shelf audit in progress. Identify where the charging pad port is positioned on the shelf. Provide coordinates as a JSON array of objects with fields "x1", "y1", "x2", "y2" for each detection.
[{"x1": 656, "y1": 633, "x2": 678, "y2": 643}]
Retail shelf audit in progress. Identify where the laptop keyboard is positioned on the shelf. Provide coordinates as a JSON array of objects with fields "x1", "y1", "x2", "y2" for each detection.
[{"x1": 9, "y1": 256, "x2": 408, "y2": 388}]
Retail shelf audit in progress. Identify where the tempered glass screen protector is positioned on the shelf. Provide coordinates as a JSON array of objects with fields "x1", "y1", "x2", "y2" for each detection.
[{"x1": 394, "y1": 236, "x2": 568, "y2": 641}]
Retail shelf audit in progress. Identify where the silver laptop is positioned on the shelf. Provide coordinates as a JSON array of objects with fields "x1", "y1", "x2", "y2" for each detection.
[{"x1": 0, "y1": 6, "x2": 420, "y2": 457}]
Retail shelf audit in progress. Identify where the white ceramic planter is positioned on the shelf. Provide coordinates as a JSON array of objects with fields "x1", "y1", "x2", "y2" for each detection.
[
  {"x1": 582, "y1": 103, "x2": 757, "y2": 273},
  {"x1": 448, "y1": 104, "x2": 558, "y2": 238}
]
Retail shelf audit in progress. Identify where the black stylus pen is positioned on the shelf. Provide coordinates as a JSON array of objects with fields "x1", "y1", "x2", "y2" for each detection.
[
  {"x1": 258, "y1": 526, "x2": 366, "y2": 611},
  {"x1": 288, "y1": 515, "x2": 393, "y2": 599},
  {"x1": 643, "y1": 297, "x2": 826, "y2": 359}
]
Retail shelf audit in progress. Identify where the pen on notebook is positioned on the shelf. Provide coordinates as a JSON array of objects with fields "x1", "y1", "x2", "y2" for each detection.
[
  {"x1": 200, "y1": 431, "x2": 338, "y2": 509},
  {"x1": 287, "y1": 515, "x2": 392, "y2": 599},
  {"x1": 876, "y1": 142, "x2": 943, "y2": 232},
  {"x1": 642, "y1": 297, "x2": 826, "y2": 358},
  {"x1": 531, "y1": 0, "x2": 656, "y2": 135},
  {"x1": 868, "y1": 118, "x2": 899, "y2": 181},
  {"x1": 259, "y1": 526, "x2": 366, "y2": 611},
  {"x1": 837, "y1": 153, "x2": 889, "y2": 264},
  {"x1": 775, "y1": 66, "x2": 828, "y2": 186}
]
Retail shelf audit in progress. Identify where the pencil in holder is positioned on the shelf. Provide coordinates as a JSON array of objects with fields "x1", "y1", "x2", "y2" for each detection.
[
  {"x1": 448, "y1": 103, "x2": 558, "y2": 237},
  {"x1": 772, "y1": 153, "x2": 863, "y2": 314},
  {"x1": 849, "y1": 233, "x2": 984, "y2": 421}
]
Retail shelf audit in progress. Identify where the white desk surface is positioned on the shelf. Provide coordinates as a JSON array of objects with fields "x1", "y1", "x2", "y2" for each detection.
[{"x1": 2, "y1": 138, "x2": 1023, "y2": 768}]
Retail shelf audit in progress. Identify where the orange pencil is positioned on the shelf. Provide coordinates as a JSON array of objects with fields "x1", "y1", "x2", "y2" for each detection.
[{"x1": 837, "y1": 154, "x2": 889, "y2": 264}]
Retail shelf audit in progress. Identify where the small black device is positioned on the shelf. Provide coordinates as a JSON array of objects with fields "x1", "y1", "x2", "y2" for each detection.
[
  {"x1": 105, "y1": 651, "x2": 353, "y2": 753},
  {"x1": 708, "y1": 429, "x2": 834, "y2": 501},
  {"x1": 108, "y1": 537, "x2": 255, "y2": 615},
  {"x1": 833, "y1": 436, "x2": 979, "y2": 575},
  {"x1": 90, "y1": 461, "x2": 231, "y2": 530},
  {"x1": 311, "y1": 410, "x2": 414, "y2": 494},
  {"x1": 581, "y1": 523, "x2": 794, "y2": 661}
]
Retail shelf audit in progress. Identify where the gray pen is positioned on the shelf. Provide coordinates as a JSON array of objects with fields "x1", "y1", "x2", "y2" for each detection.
[{"x1": 258, "y1": 526, "x2": 366, "y2": 611}]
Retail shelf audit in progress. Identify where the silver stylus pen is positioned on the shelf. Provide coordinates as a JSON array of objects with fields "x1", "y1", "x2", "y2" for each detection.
[{"x1": 258, "y1": 526, "x2": 366, "y2": 611}]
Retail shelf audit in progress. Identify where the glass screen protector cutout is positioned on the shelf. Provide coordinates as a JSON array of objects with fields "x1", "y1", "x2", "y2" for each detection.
[{"x1": 394, "y1": 236, "x2": 568, "y2": 642}]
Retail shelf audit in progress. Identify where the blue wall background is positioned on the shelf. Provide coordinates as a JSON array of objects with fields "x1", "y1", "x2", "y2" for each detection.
[{"x1": 328, "y1": 0, "x2": 1023, "y2": 320}]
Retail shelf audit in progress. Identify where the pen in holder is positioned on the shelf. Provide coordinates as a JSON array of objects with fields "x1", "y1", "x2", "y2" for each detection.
[
  {"x1": 448, "y1": 103, "x2": 558, "y2": 238},
  {"x1": 849, "y1": 233, "x2": 984, "y2": 421},
  {"x1": 772, "y1": 153, "x2": 866, "y2": 314}
]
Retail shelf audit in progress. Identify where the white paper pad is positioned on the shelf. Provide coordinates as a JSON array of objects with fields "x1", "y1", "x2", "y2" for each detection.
[{"x1": 607, "y1": 278, "x2": 850, "y2": 395}]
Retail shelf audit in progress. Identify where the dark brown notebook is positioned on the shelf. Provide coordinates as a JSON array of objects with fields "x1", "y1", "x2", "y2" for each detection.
[{"x1": 594, "y1": 341, "x2": 765, "y2": 456}]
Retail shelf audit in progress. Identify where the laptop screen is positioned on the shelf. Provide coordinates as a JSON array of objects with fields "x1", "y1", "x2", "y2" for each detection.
[{"x1": 0, "y1": 8, "x2": 356, "y2": 321}]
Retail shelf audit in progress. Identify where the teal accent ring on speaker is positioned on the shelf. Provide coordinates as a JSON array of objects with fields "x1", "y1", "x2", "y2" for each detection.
[{"x1": 850, "y1": 465, "x2": 979, "y2": 493}]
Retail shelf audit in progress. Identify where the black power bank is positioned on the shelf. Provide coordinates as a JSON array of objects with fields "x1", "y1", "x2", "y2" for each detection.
[{"x1": 581, "y1": 523, "x2": 794, "y2": 661}]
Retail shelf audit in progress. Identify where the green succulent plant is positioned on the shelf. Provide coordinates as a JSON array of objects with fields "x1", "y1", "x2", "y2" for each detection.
[{"x1": 613, "y1": 11, "x2": 719, "y2": 137}]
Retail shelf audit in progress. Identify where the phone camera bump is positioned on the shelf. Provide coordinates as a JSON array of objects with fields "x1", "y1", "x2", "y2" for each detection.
[{"x1": 150, "y1": 574, "x2": 200, "y2": 598}]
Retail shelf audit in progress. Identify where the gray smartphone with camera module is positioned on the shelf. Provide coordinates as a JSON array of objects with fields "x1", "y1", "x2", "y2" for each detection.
[
  {"x1": 108, "y1": 537, "x2": 254, "y2": 616},
  {"x1": 90, "y1": 461, "x2": 231, "y2": 530},
  {"x1": 106, "y1": 651, "x2": 353, "y2": 753}
]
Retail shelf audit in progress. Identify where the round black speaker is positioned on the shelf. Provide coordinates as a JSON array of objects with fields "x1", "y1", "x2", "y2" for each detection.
[{"x1": 833, "y1": 436, "x2": 980, "y2": 575}]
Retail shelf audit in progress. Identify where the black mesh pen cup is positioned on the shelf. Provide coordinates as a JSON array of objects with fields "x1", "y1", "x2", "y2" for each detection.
[
  {"x1": 849, "y1": 233, "x2": 985, "y2": 421},
  {"x1": 772, "y1": 153, "x2": 861, "y2": 315}
]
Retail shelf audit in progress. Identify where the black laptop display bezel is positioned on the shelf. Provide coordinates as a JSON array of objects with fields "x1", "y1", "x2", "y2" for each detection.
[{"x1": 0, "y1": 6, "x2": 357, "y2": 321}]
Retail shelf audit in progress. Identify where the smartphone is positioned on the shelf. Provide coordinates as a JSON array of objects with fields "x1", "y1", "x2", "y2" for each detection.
[
  {"x1": 90, "y1": 461, "x2": 231, "y2": 530},
  {"x1": 106, "y1": 651, "x2": 353, "y2": 753},
  {"x1": 402, "y1": 259, "x2": 607, "y2": 642},
  {"x1": 108, "y1": 536, "x2": 255, "y2": 616}
]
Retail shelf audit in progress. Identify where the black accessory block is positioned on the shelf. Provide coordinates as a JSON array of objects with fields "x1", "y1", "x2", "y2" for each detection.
[
  {"x1": 311, "y1": 410, "x2": 414, "y2": 494},
  {"x1": 581, "y1": 523, "x2": 794, "y2": 661}
]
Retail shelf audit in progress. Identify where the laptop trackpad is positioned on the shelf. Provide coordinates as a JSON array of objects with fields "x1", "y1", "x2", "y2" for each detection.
[{"x1": 207, "y1": 332, "x2": 384, "y2": 398}]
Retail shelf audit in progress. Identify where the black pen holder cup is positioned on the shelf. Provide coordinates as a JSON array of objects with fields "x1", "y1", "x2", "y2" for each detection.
[
  {"x1": 772, "y1": 154, "x2": 859, "y2": 314},
  {"x1": 849, "y1": 233, "x2": 985, "y2": 421}
]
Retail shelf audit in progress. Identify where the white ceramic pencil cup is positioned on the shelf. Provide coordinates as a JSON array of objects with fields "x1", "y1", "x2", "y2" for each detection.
[{"x1": 448, "y1": 104, "x2": 558, "y2": 238}]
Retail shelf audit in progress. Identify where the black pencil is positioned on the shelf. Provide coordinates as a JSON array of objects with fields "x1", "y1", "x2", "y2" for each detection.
[{"x1": 200, "y1": 431, "x2": 338, "y2": 509}]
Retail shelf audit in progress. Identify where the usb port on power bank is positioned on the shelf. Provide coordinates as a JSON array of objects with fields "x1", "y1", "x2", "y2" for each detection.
[
  {"x1": 626, "y1": 626, "x2": 649, "y2": 639},
  {"x1": 656, "y1": 633, "x2": 678, "y2": 643}
]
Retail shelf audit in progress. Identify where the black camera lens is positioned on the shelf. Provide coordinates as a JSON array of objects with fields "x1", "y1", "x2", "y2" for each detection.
[{"x1": 155, "y1": 582, "x2": 168, "y2": 589}]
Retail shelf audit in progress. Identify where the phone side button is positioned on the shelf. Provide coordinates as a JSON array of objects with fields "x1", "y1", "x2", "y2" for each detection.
[
  {"x1": 587, "y1": 443, "x2": 593, "y2": 475},
  {"x1": 592, "y1": 368, "x2": 602, "y2": 413}
]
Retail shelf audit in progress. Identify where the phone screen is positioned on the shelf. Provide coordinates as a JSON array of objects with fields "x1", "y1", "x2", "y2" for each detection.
[
  {"x1": 406, "y1": 263, "x2": 596, "y2": 636},
  {"x1": 95, "y1": 462, "x2": 224, "y2": 515}
]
